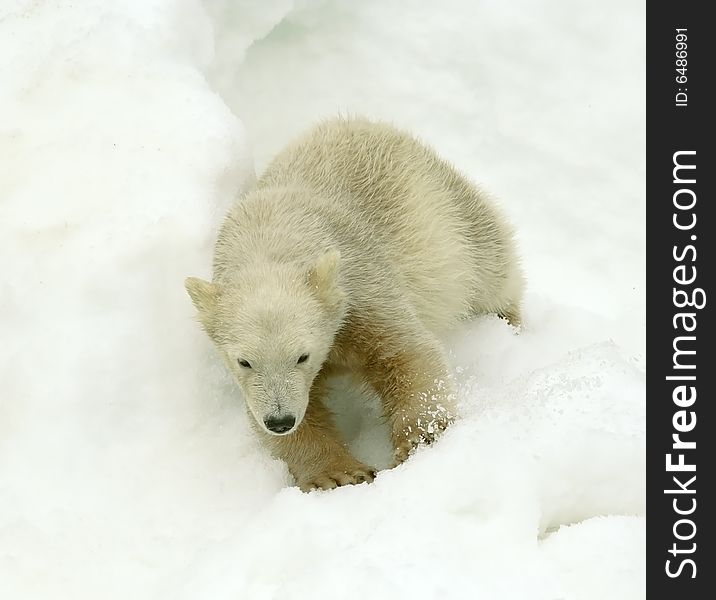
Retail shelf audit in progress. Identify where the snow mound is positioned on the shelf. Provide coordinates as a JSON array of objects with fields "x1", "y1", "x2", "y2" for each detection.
[{"x1": 175, "y1": 337, "x2": 644, "y2": 600}]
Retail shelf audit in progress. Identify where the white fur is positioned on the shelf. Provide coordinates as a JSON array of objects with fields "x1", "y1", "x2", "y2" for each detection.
[{"x1": 186, "y1": 117, "x2": 523, "y2": 445}]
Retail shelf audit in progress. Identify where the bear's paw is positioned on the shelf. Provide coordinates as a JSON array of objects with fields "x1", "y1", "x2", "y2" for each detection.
[{"x1": 298, "y1": 463, "x2": 377, "y2": 492}]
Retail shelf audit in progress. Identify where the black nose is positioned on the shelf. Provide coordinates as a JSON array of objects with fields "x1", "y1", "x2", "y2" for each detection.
[{"x1": 264, "y1": 415, "x2": 296, "y2": 434}]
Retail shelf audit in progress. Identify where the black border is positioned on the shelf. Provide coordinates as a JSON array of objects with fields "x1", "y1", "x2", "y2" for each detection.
[{"x1": 648, "y1": 1, "x2": 713, "y2": 593}]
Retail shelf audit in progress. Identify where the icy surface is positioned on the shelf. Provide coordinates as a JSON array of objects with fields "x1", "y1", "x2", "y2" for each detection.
[{"x1": 0, "y1": 1, "x2": 644, "y2": 598}]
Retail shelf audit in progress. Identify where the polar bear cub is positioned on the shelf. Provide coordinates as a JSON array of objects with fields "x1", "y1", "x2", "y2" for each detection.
[{"x1": 186, "y1": 117, "x2": 523, "y2": 491}]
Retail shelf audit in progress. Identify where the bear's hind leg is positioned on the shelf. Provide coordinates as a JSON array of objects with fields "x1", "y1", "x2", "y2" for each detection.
[
  {"x1": 498, "y1": 300, "x2": 522, "y2": 328},
  {"x1": 262, "y1": 370, "x2": 376, "y2": 492}
]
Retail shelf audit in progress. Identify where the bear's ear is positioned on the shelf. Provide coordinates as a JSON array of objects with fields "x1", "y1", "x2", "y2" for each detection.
[
  {"x1": 307, "y1": 250, "x2": 345, "y2": 315},
  {"x1": 184, "y1": 277, "x2": 220, "y2": 315},
  {"x1": 308, "y1": 250, "x2": 340, "y2": 289}
]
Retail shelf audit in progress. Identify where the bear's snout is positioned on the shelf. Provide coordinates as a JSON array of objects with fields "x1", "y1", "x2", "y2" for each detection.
[{"x1": 263, "y1": 414, "x2": 296, "y2": 434}]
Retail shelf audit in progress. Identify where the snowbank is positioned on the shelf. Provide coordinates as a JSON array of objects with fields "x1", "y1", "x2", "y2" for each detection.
[{"x1": 0, "y1": 1, "x2": 645, "y2": 598}]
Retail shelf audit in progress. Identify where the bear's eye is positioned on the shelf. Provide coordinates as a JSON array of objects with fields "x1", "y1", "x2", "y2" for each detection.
[
  {"x1": 297, "y1": 353, "x2": 309, "y2": 364},
  {"x1": 238, "y1": 359, "x2": 252, "y2": 368}
]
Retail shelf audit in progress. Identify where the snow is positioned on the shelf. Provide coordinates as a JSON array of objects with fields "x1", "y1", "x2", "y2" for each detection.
[{"x1": 0, "y1": 1, "x2": 644, "y2": 598}]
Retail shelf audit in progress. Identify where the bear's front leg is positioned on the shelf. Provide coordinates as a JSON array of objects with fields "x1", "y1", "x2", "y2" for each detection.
[
  {"x1": 259, "y1": 372, "x2": 376, "y2": 492},
  {"x1": 364, "y1": 331, "x2": 456, "y2": 465}
]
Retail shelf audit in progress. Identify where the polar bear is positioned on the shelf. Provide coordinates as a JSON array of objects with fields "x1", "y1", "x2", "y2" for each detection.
[{"x1": 185, "y1": 117, "x2": 523, "y2": 491}]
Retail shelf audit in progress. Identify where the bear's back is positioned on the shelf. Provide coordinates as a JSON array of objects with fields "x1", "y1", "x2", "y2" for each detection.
[{"x1": 253, "y1": 118, "x2": 518, "y2": 332}]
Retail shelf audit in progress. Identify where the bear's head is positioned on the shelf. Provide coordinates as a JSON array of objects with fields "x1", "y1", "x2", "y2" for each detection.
[{"x1": 185, "y1": 250, "x2": 346, "y2": 436}]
